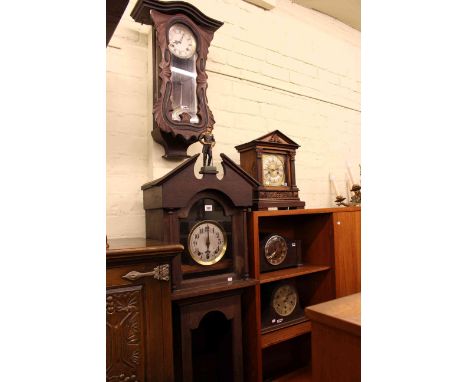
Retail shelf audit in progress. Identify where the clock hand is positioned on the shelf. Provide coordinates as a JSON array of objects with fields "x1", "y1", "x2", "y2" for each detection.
[{"x1": 206, "y1": 225, "x2": 211, "y2": 251}]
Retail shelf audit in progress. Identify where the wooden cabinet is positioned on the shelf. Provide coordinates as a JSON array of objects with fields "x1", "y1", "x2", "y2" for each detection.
[
  {"x1": 305, "y1": 293, "x2": 361, "y2": 382},
  {"x1": 333, "y1": 210, "x2": 361, "y2": 298},
  {"x1": 246, "y1": 207, "x2": 360, "y2": 381},
  {"x1": 106, "y1": 238, "x2": 182, "y2": 382}
]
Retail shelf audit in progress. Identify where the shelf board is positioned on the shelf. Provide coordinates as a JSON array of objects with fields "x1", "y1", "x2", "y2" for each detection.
[
  {"x1": 272, "y1": 366, "x2": 312, "y2": 382},
  {"x1": 252, "y1": 206, "x2": 360, "y2": 219},
  {"x1": 261, "y1": 320, "x2": 311, "y2": 349},
  {"x1": 260, "y1": 264, "x2": 330, "y2": 284},
  {"x1": 171, "y1": 278, "x2": 258, "y2": 301}
]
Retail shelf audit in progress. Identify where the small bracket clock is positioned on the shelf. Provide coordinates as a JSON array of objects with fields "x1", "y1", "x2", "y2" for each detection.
[
  {"x1": 235, "y1": 130, "x2": 305, "y2": 210},
  {"x1": 131, "y1": 0, "x2": 223, "y2": 159}
]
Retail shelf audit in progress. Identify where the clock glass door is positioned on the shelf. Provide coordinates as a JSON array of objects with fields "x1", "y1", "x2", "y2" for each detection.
[
  {"x1": 180, "y1": 198, "x2": 232, "y2": 278},
  {"x1": 168, "y1": 23, "x2": 199, "y2": 123}
]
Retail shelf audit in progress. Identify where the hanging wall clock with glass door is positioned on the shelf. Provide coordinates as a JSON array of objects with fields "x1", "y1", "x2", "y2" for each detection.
[{"x1": 131, "y1": 0, "x2": 224, "y2": 159}]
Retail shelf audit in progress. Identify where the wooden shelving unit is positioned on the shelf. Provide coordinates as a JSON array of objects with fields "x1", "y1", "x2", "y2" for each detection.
[{"x1": 246, "y1": 207, "x2": 361, "y2": 382}]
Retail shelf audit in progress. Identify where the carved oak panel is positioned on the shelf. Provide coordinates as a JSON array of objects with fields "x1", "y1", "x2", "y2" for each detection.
[{"x1": 106, "y1": 286, "x2": 145, "y2": 382}]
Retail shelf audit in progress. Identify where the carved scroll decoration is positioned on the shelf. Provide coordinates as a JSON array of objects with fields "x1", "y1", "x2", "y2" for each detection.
[
  {"x1": 259, "y1": 191, "x2": 298, "y2": 199},
  {"x1": 106, "y1": 288, "x2": 143, "y2": 382}
]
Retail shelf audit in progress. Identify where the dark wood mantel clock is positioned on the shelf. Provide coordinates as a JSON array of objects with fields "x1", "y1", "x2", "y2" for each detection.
[
  {"x1": 141, "y1": 152, "x2": 259, "y2": 289},
  {"x1": 131, "y1": 0, "x2": 223, "y2": 159},
  {"x1": 235, "y1": 130, "x2": 306, "y2": 210}
]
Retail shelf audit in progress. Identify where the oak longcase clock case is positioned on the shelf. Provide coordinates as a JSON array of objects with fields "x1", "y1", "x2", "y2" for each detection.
[{"x1": 235, "y1": 130, "x2": 305, "y2": 210}]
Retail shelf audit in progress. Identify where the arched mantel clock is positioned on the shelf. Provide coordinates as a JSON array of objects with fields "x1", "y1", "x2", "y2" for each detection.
[{"x1": 131, "y1": 0, "x2": 223, "y2": 159}]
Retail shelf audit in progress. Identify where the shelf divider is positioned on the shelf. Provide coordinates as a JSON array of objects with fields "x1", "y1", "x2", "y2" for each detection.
[
  {"x1": 260, "y1": 264, "x2": 330, "y2": 284},
  {"x1": 261, "y1": 320, "x2": 311, "y2": 349}
]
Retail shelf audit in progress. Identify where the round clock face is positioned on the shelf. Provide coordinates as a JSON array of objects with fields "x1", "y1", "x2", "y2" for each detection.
[
  {"x1": 262, "y1": 154, "x2": 286, "y2": 186},
  {"x1": 272, "y1": 284, "x2": 298, "y2": 317},
  {"x1": 168, "y1": 23, "x2": 197, "y2": 59},
  {"x1": 188, "y1": 220, "x2": 227, "y2": 265},
  {"x1": 264, "y1": 235, "x2": 288, "y2": 266}
]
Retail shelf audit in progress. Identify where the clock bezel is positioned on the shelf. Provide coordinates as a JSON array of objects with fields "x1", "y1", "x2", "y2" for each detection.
[
  {"x1": 167, "y1": 22, "x2": 197, "y2": 59},
  {"x1": 188, "y1": 219, "x2": 228, "y2": 266},
  {"x1": 264, "y1": 234, "x2": 288, "y2": 266}
]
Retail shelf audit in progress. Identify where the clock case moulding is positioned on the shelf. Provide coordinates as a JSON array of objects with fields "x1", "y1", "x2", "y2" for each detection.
[
  {"x1": 141, "y1": 153, "x2": 260, "y2": 291},
  {"x1": 235, "y1": 130, "x2": 306, "y2": 210},
  {"x1": 131, "y1": 0, "x2": 223, "y2": 160}
]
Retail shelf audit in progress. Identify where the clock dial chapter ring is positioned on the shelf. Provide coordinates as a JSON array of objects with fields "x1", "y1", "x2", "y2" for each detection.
[
  {"x1": 262, "y1": 154, "x2": 286, "y2": 186},
  {"x1": 188, "y1": 220, "x2": 227, "y2": 266},
  {"x1": 272, "y1": 284, "x2": 298, "y2": 317},
  {"x1": 264, "y1": 235, "x2": 288, "y2": 266},
  {"x1": 167, "y1": 22, "x2": 197, "y2": 59}
]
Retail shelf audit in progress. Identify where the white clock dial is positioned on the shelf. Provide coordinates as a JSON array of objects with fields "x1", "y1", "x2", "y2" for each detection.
[
  {"x1": 262, "y1": 154, "x2": 286, "y2": 187},
  {"x1": 272, "y1": 284, "x2": 298, "y2": 317},
  {"x1": 168, "y1": 23, "x2": 197, "y2": 59},
  {"x1": 188, "y1": 220, "x2": 227, "y2": 265}
]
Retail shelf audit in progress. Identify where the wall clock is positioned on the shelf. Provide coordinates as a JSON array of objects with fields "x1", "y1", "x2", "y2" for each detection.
[
  {"x1": 235, "y1": 130, "x2": 305, "y2": 210},
  {"x1": 131, "y1": 0, "x2": 223, "y2": 159},
  {"x1": 261, "y1": 280, "x2": 304, "y2": 333},
  {"x1": 141, "y1": 153, "x2": 259, "y2": 290},
  {"x1": 260, "y1": 233, "x2": 302, "y2": 273}
]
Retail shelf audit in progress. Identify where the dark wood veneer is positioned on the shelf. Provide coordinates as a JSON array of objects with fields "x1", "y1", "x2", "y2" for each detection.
[
  {"x1": 131, "y1": 0, "x2": 223, "y2": 158},
  {"x1": 106, "y1": 239, "x2": 182, "y2": 382}
]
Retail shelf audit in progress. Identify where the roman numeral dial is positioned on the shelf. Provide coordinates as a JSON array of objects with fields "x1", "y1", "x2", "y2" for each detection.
[
  {"x1": 262, "y1": 154, "x2": 286, "y2": 186},
  {"x1": 168, "y1": 23, "x2": 197, "y2": 59}
]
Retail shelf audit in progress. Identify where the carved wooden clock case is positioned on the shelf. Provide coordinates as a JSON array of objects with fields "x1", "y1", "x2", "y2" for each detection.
[
  {"x1": 235, "y1": 130, "x2": 305, "y2": 210},
  {"x1": 141, "y1": 153, "x2": 259, "y2": 289},
  {"x1": 131, "y1": 0, "x2": 223, "y2": 159}
]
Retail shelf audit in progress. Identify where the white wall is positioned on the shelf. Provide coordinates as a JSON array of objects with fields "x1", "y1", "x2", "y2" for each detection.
[{"x1": 107, "y1": 0, "x2": 360, "y2": 238}]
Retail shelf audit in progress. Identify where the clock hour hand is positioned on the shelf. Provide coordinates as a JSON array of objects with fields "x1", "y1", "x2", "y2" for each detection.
[
  {"x1": 283, "y1": 292, "x2": 294, "y2": 303},
  {"x1": 205, "y1": 225, "x2": 211, "y2": 253}
]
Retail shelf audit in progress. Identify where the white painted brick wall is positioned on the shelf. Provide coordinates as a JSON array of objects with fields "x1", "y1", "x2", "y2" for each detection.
[{"x1": 107, "y1": 0, "x2": 360, "y2": 238}]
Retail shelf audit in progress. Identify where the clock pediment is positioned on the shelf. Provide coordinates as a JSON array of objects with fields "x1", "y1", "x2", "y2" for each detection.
[
  {"x1": 235, "y1": 130, "x2": 299, "y2": 152},
  {"x1": 141, "y1": 153, "x2": 259, "y2": 209}
]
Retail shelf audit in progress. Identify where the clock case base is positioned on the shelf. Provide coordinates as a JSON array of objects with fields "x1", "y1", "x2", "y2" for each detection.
[{"x1": 254, "y1": 197, "x2": 305, "y2": 211}]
